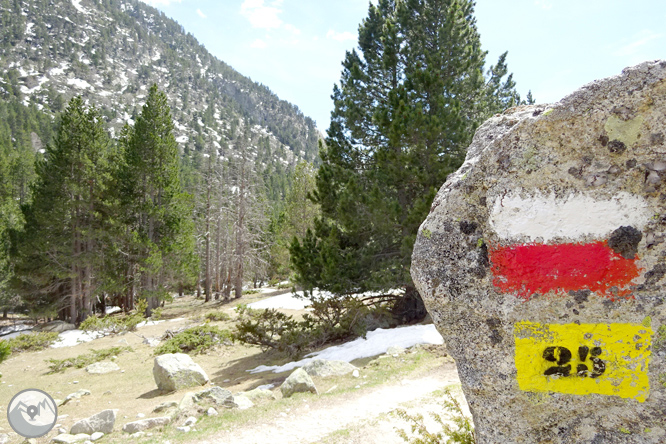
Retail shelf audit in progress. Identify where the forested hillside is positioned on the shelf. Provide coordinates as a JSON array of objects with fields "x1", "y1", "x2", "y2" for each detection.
[
  {"x1": 0, "y1": 0, "x2": 323, "y2": 322},
  {"x1": 0, "y1": 0, "x2": 320, "y2": 168}
]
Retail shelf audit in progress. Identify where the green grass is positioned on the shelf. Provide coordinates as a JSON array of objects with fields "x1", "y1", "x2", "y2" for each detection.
[{"x1": 46, "y1": 346, "x2": 133, "y2": 373}]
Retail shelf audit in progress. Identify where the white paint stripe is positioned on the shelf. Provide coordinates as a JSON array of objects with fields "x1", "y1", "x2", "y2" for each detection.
[{"x1": 490, "y1": 192, "x2": 651, "y2": 242}]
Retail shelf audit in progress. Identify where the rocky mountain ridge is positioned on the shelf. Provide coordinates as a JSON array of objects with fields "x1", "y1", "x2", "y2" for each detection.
[{"x1": 0, "y1": 0, "x2": 321, "y2": 168}]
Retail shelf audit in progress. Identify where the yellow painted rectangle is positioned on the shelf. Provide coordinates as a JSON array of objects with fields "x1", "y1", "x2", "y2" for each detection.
[{"x1": 514, "y1": 322, "x2": 652, "y2": 402}]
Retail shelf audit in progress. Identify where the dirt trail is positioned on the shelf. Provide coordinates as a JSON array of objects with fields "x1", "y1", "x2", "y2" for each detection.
[{"x1": 191, "y1": 362, "x2": 463, "y2": 444}]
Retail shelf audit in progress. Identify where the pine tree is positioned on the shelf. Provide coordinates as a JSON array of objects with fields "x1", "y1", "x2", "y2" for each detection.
[
  {"x1": 290, "y1": 0, "x2": 523, "y2": 322},
  {"x1": 119, "y1": 84, "x2": 197, "y2": 313},
  {"x1": 13, "y1": 96, "x2": 111, "y2": 323}
]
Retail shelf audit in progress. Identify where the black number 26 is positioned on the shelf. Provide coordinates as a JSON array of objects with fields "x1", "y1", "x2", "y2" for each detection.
[{"x1": 542, "y1": 346, "x2": 605, "y2": 378}]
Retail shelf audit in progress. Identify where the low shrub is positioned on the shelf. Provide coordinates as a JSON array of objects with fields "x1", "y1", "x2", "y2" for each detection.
[
  {"x1": 232, "y1": 295, "x2": 394, "y2": 358},
  {"x1": 243, "y1": 289, "x2": 260, "y2": 295},
  {"x1": 5, "y1": 331, "x2": 60, "y2": 352},
  {"x1": 154, "y1": 325, "x2": 232, "y2": 355},
  {"x1": 79, "y1": 299, "x2": 148, "y2": 334},
  {"x1": 392, "y1": 389, "x2": 476, "y2": 444},
  {"x1": 46, "y1": 346, "x2": 133, "y2": 373},
  {"x1": 0, "y1": 340, "x2": 10, "y2": 363},
  {"x1": 204, "y1": 311, "x2": 231, "y2": 322}
]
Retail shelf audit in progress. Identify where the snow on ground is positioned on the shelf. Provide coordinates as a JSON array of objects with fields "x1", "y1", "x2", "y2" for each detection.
[
  {"x1": 248, "y1": 324, "x2": 444, "y2": 374},
  {"x1": 51, "y1": 329, "x2": 105, "y2": 348},
  {"x1": 67, "y1": 78, "x2": 93, "y2": 90},
  {"x1": 247, "y1": 292, "x2": 311, "y2": 310},
  {"x1": 105, "y1": 306, "x2": 122, "y2": 315}
]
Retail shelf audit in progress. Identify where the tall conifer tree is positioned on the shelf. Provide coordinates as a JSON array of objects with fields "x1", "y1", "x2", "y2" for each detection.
[
  {"x1": 291, "y1": 0, "x2": 523, "y2": 321},
  {"x1": 119, "y1": 84, "x2": 197, "y2": 312},
  {"x1": 14, "y1": 97, "x2": 111, "y2": 323}
]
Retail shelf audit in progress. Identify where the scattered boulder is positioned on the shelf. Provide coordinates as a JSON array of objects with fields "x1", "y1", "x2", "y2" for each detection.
[
  {"x1": 352, "y1": 369, "x2": 360, "y2": 378},
  {"x1": 152, "y1": 353, "x2": 209, "y2": 392},
  {"x1": 85, "y1": 362, "x2": 120, "y2": 374},
  {"x1": 232, "y1": 395, "x2": 254, "y2": 410},
  {"x1": 34, "y1": 320, "x2": 75, "y2": 333},
  {"x1": 302, "y1": 359, "x2": 357, "y2": 378},
  {"x1": 143, "y1": 337, "x2": 160, "y2": 347},
  {"x1": 280, "y1": 368, "x2": 318, "y2": 398},
  {"x1": 242, "y1": 388, "x2": 276, "y2": 403},
  {"x1": 411, "y1": 61, "x2": 666, "y2": 443},
  {"x1": 0, "y1": 434, "x2": 8, "y2": 444},
  {"x1": 61, "y1": 389, "x2": 91, "y2": 406},
  {"x1": 193, "y1": 386, "x2": 237, "y2": 408},
  {"x1": 206, "y1": 407, "x2": 218, "y2": 416},
  {"x1": 178, "y1": 392, "x2": 197, "y2": 412},
  {"x1": 183, "y1": 416, "x2": 197, "y2": 427},
  {"x1": 152, "y1": 401, "x2": 178, "y2": 413},
  {"x1": 122, "y1": 417, "x2": 170, "y2": 434},
  {"x1": 89, "y1": 432, "x2": 104, "y2": 441},
  {"x1": 51, "y1": 434, "x2": 90, "y2": 444},
  {"x1": 177, "y1": 426, "x2": 191, "y2": 433},
  {"x1": 70, "y1": 409, "x2": 117, "y2": 435}
]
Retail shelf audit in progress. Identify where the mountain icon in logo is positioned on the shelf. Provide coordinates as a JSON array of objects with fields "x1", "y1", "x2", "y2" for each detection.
[{"x1": 7, "y1": 389, "x2": 58, "y2": 438}]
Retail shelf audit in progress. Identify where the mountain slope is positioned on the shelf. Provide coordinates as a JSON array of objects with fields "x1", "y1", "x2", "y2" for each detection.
[{"x1": 0, "y1": 0, "x2": 321, "y2": 168}]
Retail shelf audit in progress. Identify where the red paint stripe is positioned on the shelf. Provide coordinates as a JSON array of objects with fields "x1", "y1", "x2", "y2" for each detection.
[{"x1": 489, "y1": 242, "x2": 640, "y2": 299}]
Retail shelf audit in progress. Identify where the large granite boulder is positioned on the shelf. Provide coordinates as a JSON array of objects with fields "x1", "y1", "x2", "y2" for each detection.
[
  {"x1": 153, "y1": 353, "x2": 209, "y2": 392},
  {"x1": 302, "y1": 359, "x2": 357, "y2": 378},
  {"x1": 70, "y1": 409, "x2": 118, "y2": 435},
  {"x1": 412, "y1": 61, "x2": 666, "y2": 443},
  {"x1": 280, "y1": 368, "x2": 318, "y2": 398}
]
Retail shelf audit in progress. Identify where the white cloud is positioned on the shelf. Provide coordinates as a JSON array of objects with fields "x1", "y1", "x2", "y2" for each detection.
[
  {"x1": 613, "y1": 30, "x2": 662, "y2": 57},
  {"x1": 326, "y1": 29, "x2": 356, "y2": 42},
  {"x1": 284, "y1": 23, "x2": 301, "y2": 35},
  {"x1": 196, "y1": 8, "x2": 206, "y2": 18},
  {"x1": 140, "y1": 0, "x2": 181, "y2": 6},
  {"x1": 250, "y1": 38, "x2": 267, "y2": 49},
  {"x1": 240, "y1": 0, "x2": 283, "y2": 29}
]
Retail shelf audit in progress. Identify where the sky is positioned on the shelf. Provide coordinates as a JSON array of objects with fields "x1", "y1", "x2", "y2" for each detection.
[{"x1": 139, "y1": 0, "x2": 666, "y2": 134}]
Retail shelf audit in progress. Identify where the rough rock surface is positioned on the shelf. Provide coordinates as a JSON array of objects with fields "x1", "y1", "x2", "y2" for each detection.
[
  {"x1": 412, "y1": 61, "x2": 666, "y2": 443},
  {"x1": 70, "y1": 409, "x2": 117, "y2": 435},
  {"x1": 302, "y1": 359, "x2": 357, "y2": 378},
  {"x1": 122, "y1": 417, "x2": 170, "y2": 434},
  {"x1": 193, "y1": 386, "x2": 237, "y2": 408},
  {"x1": 281, "y1": 368, "x2": 318, "y2": 398},
  {"x1": 153, "y1": 353, "x2": 209, "y2": 391},
  {"x1": 233, "y1": 394, "x2": 254, "y2": 410},
  {"x1": 242, "y1": 387, "x2": 277, "y2": 403},
  {"x1": 85, "y1": 361, "x2": 120, "y2": 374}
]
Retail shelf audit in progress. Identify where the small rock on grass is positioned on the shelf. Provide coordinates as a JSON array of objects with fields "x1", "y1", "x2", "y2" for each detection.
[
  {"x1": 51, "y1": 434, "x2": 91, "y2": 444},
  {"x1": 177, "y1": 426, "x2": 191, "y2": 433},
  {"x1": 280, "y1": 368, "x2": 318, "y2": 398},
  {"x1": 206, "y1": 407, "x2": 218, "y2": 416},
  {"x1": 233, "y1": 395, "x2": 254, "y2": 410},
  {"x1": 184, "y1": 417, "x2": 197, "y2": 427},
  {"x1": 90, "y1": 432, "x2": 104, "y2": 441},
  {"x1": 153, "y1": 401, "x2": 178, "y2": 413}
]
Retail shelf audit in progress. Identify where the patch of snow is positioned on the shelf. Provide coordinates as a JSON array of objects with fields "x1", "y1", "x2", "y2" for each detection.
[
  {"x1": 50, "y1": 62, "x2": 70, "y2": 76},
  {"x1": 249, "y1": 324, "x2": 444, "y2": 374},
  {"x1": 169, "y1": 317, "x2": 186, "y2": 322},
  {"x1": 256, "y1": 384, "x2": 275, "y2": 390},
  {"x1": 71, "y1": 0, "x2": 89, "y2": 14},
  {"x1": 51, "y1": 330, "x2": 105, "y2": 348},
  {"x1": 67, "y1": 78, "x2": 92, "y2": 90},
  {"x1": 136, "y1": 320, "x2": 165, "y2": 328},
  {"x1": 105, "y1": 306, "x2": 122, "y2": 315},
  {"x1": 98, "y1": 90, "x2": 112, "y2": 97},
  {"x1": 176, "y1": 135, "x2": 188, "y2": 144},
  {"x1": 25, "y1": 22, "x2": 34, "y2": 35}
]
